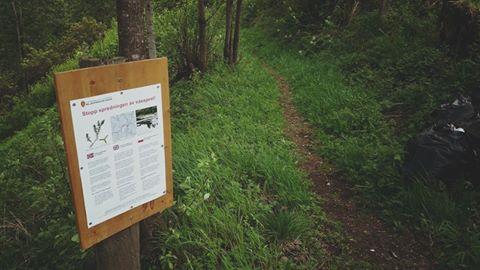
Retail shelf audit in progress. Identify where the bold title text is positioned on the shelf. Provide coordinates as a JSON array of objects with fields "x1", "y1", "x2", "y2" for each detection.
[{"x1": 81, "y1": 96, "x2": 156, "y2": 116}]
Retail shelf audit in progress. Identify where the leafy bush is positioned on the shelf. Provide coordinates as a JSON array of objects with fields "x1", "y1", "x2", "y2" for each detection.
[
  {"x1": 154, "y1": 0, "x2": 224, "y2": 81},
  {"x1": 20, "y1": 17, "x2": 107, "y2": 86}
]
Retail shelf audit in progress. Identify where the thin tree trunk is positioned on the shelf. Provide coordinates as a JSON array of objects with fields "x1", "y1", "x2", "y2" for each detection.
[
  {"x1": 198, "y1": 0, "x2": 207, "y2": 72},
  {"x1": 439, "y1": 0, "x2": 477, "y2": 56},
  {"x1": 11, "y1": 0, "x2": 26, "y2": 91},
  {"x1": 145, "y1": 0, "x2": 157, "y2": 59},
  {"x1": 380, "y1": 0, "x2": 387, "y2": 17},
  {"x1": 347, "y1": 0, "x2": 360, "y2": 25},
  {"x1": 231, "y1": 0, "x2": 243, "y2": 65},
  {"x1": 224, "y1": 0, "x2": 233, "y2": 62},
  {"x1": 117, "y1": 0, "x2": 146, "y2": 60},
  {"x1": 11, "y1": 1, "x2": 22, "y2": 61}
]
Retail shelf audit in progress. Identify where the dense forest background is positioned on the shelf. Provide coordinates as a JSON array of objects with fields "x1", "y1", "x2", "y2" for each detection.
[{"x1": 1, "y1": 0, "x2": 480, "y2": 269}]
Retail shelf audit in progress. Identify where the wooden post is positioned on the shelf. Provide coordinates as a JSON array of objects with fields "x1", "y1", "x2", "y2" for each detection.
[{"x1": 95, "y1": 225, "x2": 141, "y2": 270}]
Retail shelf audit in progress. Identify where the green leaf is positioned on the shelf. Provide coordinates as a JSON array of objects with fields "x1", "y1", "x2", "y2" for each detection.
[{"x1": 71, "y1": 233, "x2": 79, "y2": 243}]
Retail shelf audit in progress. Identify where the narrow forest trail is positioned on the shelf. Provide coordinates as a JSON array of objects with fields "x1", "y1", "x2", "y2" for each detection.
[{"x1": 261, "y1": 63, "x2": 434, "y2": 269}]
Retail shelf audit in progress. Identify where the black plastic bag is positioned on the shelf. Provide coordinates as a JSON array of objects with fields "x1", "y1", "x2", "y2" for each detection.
[
  {"x1": 403, "y1": 124, "x2": 473, "y2": 183},
  {"x1": 433, "y1": 95, "x2": 475, "y2": 125},
  {"x1": 471, "y1": 89, "x2": 480, "y2": 112}
]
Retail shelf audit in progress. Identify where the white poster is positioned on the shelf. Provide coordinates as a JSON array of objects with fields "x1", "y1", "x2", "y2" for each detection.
[{"x1": 70, "y1": 84, "x2": 167, "y2": 228}]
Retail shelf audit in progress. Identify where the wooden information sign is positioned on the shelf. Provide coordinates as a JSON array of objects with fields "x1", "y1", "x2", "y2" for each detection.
[{"x1": 54, "y1": 58, "x2": 173, "y2": 250}]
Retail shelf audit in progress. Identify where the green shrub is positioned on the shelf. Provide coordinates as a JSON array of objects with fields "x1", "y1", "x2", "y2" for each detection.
[{"x1": 154, "y1": 0, "x2": 224, "y2": 80}]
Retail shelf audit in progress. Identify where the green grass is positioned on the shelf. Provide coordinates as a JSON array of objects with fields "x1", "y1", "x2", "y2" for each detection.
[
  {"x1": 244, "y1": 28, "x2": 401, "y2": 200},
  {"x1": 244, "y1": 27, "x2": 480, "y2": 269},
  {"x1": 148, "y1": 54, "x2": 330, "y2": 269}
]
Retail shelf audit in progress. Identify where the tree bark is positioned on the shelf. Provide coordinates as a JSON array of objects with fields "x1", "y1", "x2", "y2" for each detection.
[
  {"x1": 379, "y1": 0, "x2": 387, "y2": 17},
  {"x1": 145, "y1": 0, "x2": 157, "y2": 59},
  {"x1": 231, "y1": 0, "x2": 243, "y2": 65},
  {"x1": 439, "y1": 0, "x2": 478, "y2": 56},
  {"x1": 198, "y1": 0, "x2": 207, "y2": 72},
  {"x1": 94, "y1": 1, "x2": 148, "y2": 269},
  {"x1": 347, "y1": 0, "x2": 361, "y2": 25},
  {"x1": 117, "y1": 0, "x2": 146, "y2": 60},
  {"x1": 224, "y1": 0, "x2": 233, "y2": 62},
  {"x1": 96, "y1": 225, "x2": 141, "y2": 270},
  {"x1": 11, "y1": 0, "x2": 26, "y2": 91}
]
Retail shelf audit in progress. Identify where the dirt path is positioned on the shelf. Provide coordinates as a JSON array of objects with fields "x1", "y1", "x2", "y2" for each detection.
[{"x1": 263, "y1": 64, "x2": 433, "y2": 269}]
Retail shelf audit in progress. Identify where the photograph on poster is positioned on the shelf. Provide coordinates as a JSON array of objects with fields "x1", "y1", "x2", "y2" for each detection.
[{"x1": 136, "y1": 106, "x2": 159, "y2": 135}]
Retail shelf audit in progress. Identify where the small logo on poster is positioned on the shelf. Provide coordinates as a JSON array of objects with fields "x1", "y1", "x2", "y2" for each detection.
[
  {"x1": 87, "y1": 153, "x2": 94, "y2": 159},
  {"x1": 113, "y1": 145, "x2": 119, "y2": 151}
]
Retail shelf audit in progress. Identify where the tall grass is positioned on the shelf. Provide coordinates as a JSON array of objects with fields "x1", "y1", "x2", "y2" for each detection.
[{"x1": 147, "y1": 55, "x2": 330, "y2": 269}]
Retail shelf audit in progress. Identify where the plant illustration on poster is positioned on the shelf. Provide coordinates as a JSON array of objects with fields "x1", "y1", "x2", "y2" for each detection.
[{"x1": 86, "y1": 120, "x2": 108, "y2": 148}]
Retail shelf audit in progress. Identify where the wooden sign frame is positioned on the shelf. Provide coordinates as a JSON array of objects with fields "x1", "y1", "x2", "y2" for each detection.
[{"x1": 54, "y1": 58, "x2": 173, "y2": 250}]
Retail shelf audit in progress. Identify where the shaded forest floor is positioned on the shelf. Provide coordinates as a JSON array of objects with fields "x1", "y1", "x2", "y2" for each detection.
[{"x1": 262, "y1": 62, "x2": 433, "y2": 269}]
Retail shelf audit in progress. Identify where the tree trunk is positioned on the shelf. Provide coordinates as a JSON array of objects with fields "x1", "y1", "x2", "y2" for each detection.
[
  {"x1": 11, "y1": 1, "x2": 22, "y2": 61},
  {"x1": 145, "y1": 0, "x2": 157, "y2": 59},
  {"x1": 231, "y1": 0, "x2": 243, "y2": 65},
  {"x1": 11, "y1": 0, "x2": 26, "y2": 91},
  {"x1": 347, "y1": 0, "x2": 361, "y2": 25},
  {"x1": 198, "y1": 0, "x2": 207, "y2": 72},
  {"x1": 117, "y1": 0, "x2": 146, "y2": 60},
  {"x1": 94, "y1": 1, "x2": 149, "y2": 269},
  {"x1": 379, "y1": 0, "x2": 387, "y2": 17},
  {"x1": 96, "y1": 225, "x2": 141, "y2": 270},
  {"x1": 224, "y1": 0, "x2": 233, "y2": 62},
  {"x1": 439, "y1": 0, "x2": 478, "y2": 56}
]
